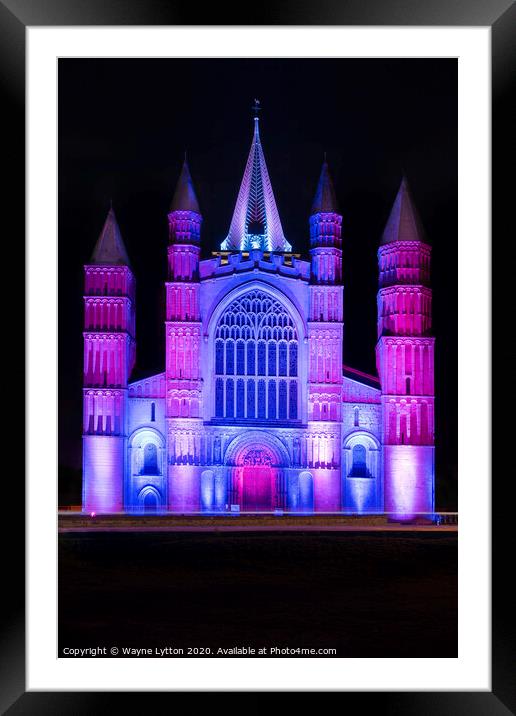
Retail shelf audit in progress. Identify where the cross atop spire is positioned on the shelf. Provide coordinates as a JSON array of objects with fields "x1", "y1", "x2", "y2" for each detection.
[
  {"x1": 381, "y1": 175, "x2": 427, "y2": 245},
  {"x1": 221, "y1": 109, "x2": 291, "y2": 252},
  {"x1": 90, "y1": 205, "x2": 131, "y2": 266}
]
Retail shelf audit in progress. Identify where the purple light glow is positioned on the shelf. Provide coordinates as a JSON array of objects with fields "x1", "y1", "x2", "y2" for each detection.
[{"x1": 82, "y1": 128, "x2": 435, "y2": 516}]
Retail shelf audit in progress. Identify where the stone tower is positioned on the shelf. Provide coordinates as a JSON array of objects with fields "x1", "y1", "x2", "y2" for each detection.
[
  {"x1": 376, "y1": 177, "x2": 435, "y2": 519},
  {"x1": 82, "y1": 207, "x2": 136, "y2": 512},
  {"x1": 307, "y1": 161, "x2": 344, "y2": 510},
  {"x1": 166, "y1": 159, "x2": 204, "y2": 510}
]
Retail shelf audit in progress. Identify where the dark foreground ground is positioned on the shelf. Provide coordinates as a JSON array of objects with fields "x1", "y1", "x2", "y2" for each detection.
[{"x1": 59, "y1": 531, "x2": 457, "y2": 658}]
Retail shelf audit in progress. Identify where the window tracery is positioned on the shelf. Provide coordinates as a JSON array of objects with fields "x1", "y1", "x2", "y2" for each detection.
[{"x1": 214, "y1": 290, "x2": 299, "y2": 420}]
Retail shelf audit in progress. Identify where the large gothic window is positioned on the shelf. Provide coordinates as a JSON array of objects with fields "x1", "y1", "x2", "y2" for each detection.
[{"x1": 214, "y1": 290, "x2": 299, "y2": 420}]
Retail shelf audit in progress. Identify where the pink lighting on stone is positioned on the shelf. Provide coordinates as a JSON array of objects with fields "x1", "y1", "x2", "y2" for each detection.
[
  {"x1": 83, "y1": 435, "x2": 125, "y2": 512},
  {"x1": 384, "y1": 446, "x2": 434, "y2": 520},
  {"x1": 376, "y1": 177, "x2": 435, "y2": 521},
  {"x1": 81, "y1": 118, "x2": 436, "y2": 518},
  {"x1": 82, "y1": 207, "x2": 135, "y2": 514}
]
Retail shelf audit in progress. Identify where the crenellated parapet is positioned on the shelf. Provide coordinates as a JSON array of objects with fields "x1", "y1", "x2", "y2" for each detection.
[{"x1": 199, "y1": 250, "x2": 310, "y2": 282}]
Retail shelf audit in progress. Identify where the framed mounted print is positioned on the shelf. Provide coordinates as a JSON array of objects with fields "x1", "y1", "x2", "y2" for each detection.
[{"x1": 4, "y1": 0, "x2": 513, "y2": 709}]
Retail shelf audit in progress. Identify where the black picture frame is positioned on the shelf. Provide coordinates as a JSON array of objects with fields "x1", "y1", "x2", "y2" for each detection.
[{"x1": 7, "y1": 0, "x2": 512, "y2": 711}]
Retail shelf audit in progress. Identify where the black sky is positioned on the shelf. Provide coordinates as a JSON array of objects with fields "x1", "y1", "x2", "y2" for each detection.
[{"x1": 58, "y1": 58, "x2": 457, "y2": 508}]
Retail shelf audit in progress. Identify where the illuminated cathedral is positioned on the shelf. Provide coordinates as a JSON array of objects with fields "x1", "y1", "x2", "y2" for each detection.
[{"x1": 82, "y1": 111, "x2": 435, "y2": 516}]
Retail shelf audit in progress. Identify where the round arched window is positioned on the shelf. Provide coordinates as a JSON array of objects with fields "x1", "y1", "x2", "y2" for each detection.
[
  {"x1": 143, "y1": 443, "x2": 159, "y2": 475},
  {"x1": 349, "y1": 444, "x2": 369, "y2": 477}
]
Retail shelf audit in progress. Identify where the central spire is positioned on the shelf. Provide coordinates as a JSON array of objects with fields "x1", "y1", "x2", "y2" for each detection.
[{"x1": 221, "y1": 105, "x2": 291, "y2": 252}]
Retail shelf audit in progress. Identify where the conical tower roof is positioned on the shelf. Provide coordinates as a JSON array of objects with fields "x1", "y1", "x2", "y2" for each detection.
[
  {"x1": 170, "y1": 159, "x2": 201, "y2": 213},
  {"x1": 90, "y1": 206, "x2": 131, "y2": 266},
  {"x1": 381, "y1": 176, "x2": 427, "y2": 245},
  {"x1": 221, "y1": 114, "x2": 291, "y2": 252},
  {"x1": 311, "y1": 160, "x2": 339, "y2": 214}
]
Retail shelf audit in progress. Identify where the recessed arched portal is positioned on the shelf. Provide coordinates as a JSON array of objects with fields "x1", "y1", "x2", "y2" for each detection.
[
  {"x1": 224, "y1": 431, "x2": 290, "y2": 512},
  {"x1": 138, "y1": 486, "x2": 162, "y2": 513},
  {"x1": 240, "y1": 447, "x2": 275, "y2": 511},
  {"x1": 143, "y1": 491, "x2": 158, "y2": 512}
]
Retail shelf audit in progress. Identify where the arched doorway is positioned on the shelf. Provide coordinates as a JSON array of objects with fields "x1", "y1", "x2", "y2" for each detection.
[
  {"x1": 143, "y1": 491, "x2": 158, "y2": 512},
  {"x1": 138, "y1": 486, "x2": 162, "y2": 513},
  {"x1": 239, "y1": 448, "x2": 275, "y2": 512},
  {"x1": 224, "y1": 431, "x2": 290, "y2": 511}
]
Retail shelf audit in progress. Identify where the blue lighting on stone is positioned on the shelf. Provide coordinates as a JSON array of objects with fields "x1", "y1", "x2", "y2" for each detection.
[{"x1": 82, "y1": 114, "x2": 435, "y2": 518}]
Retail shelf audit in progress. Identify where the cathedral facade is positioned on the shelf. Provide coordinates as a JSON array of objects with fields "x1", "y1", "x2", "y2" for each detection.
[{"x1": 82, "y1": 115, "x2": 435, "y2": 516}]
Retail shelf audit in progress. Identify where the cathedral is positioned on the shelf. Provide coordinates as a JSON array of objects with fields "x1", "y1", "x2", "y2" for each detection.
[{"x1": 82, "y1": 113, "x2": 435, "y2": 517}]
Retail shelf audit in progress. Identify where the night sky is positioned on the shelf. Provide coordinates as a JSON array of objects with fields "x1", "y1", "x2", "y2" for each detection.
[{"x1": 58, "y1": 58, "x2": 457, "y2": 508}]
